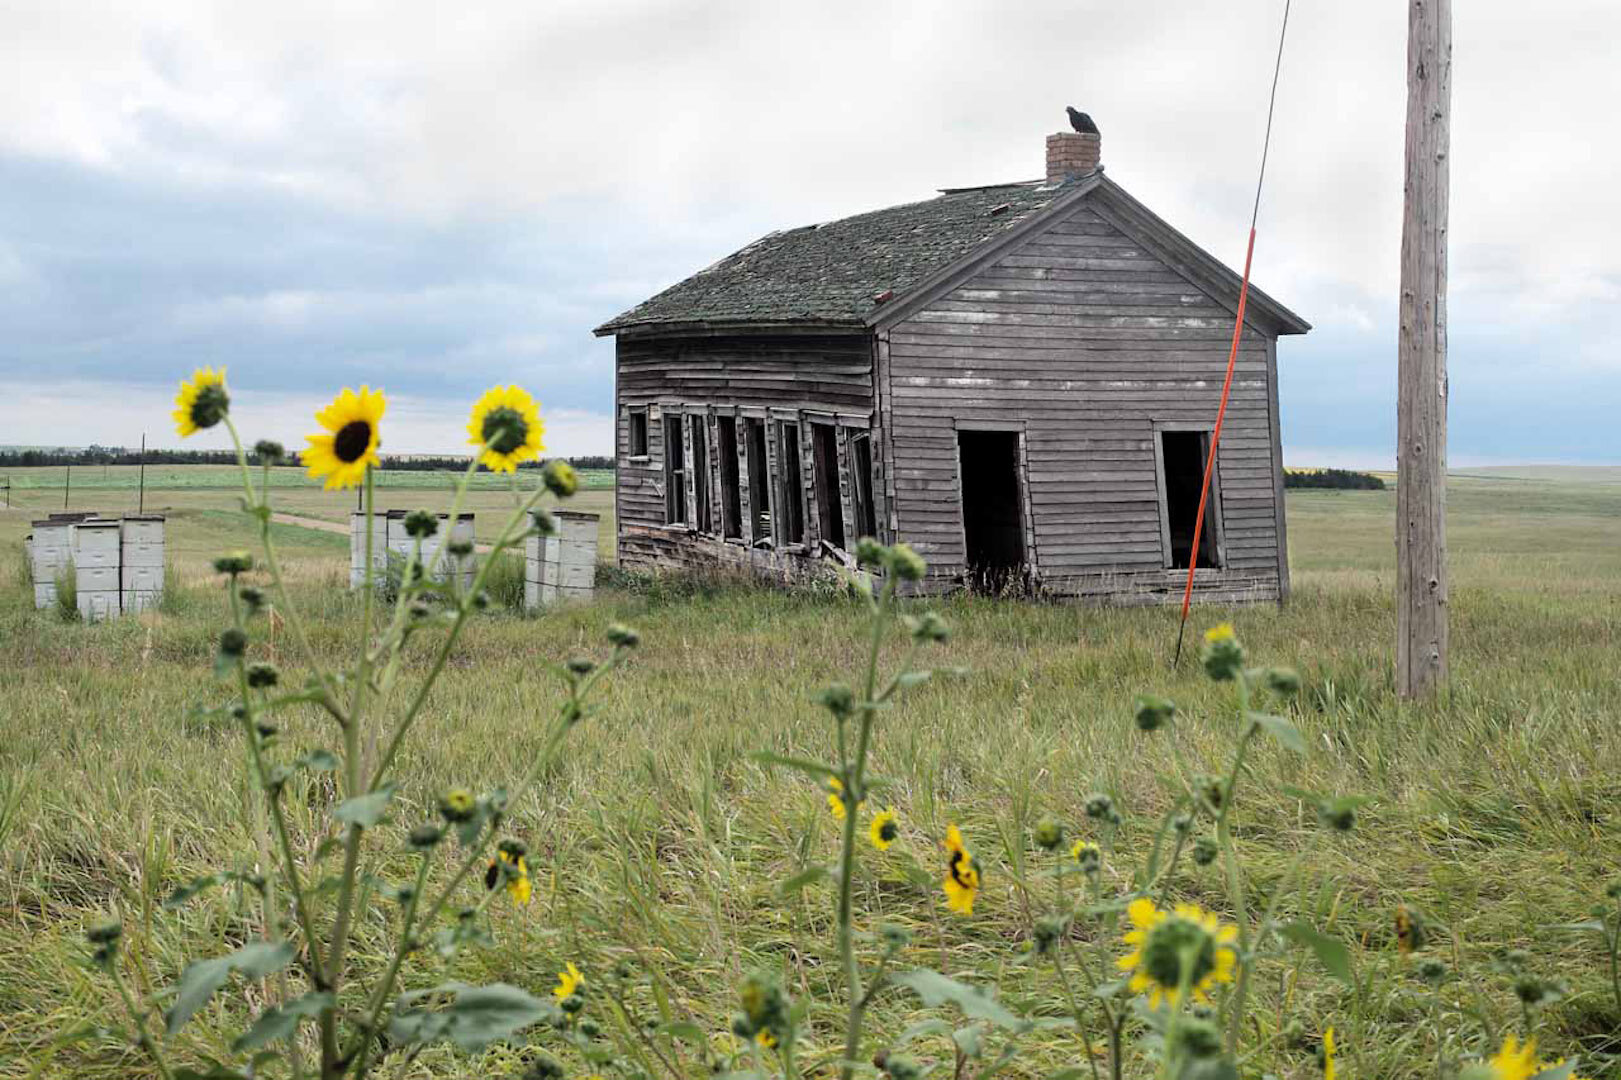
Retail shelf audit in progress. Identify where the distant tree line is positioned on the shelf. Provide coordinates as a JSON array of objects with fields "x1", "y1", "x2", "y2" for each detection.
[
  {"x1": 1284, "y1": 467, "x2": 1386, "y2": 491},
  {"x1": 0, "y1": 446, "x2": 616, "y2": 472}
]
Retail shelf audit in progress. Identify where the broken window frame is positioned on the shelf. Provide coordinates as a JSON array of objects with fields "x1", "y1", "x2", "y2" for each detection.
[
  {"x1": 627, "y1": 407, "x2": 649, "y2": 458},
  {"x1": 744, "y1": 415, "x2": 773, "y2": 546},
  {"x1": 690, "y1": 411, "x2": 713, "y2": 535},
  {"x1": 808, "y1": 420, "x2": 845, "y2": 551},
  {"x1": 774, "y1": 419, "x2": 806, "y2": 548},
  {"x1": 1151, "y1": 420, "x2": 1225, "y2": 571},
  {"x1": 715, "y1": 413, "x2": 744, "y2": 541},
  {"x1": 662, "y1": 412, "x2": 686, "y2": 526},
  {"x1": 848, "y1": 430, "x2": 878, "y2": 542}
]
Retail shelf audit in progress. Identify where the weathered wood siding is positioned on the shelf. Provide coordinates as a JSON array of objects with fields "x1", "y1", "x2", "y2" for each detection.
[
  {"x1": 885, "y1": 197, "x2": 1286, "y2": 603},
  {"x1": 615, "y1": 333, "x2": 874, "y2": 573}
]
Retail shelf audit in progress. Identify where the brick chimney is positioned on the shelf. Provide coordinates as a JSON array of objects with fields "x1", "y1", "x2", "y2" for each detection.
[{"x1": 1046, "y1": 131, "x2": 1101, "y2": 185}]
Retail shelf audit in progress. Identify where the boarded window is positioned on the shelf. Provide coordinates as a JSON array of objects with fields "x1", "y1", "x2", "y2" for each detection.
[
  {"x1": 1157, "y1": 429, "x2": 1220, "y2": 569},
  {"x1": 745, "y1": 418, "x2": 771, "y2": 544},
  {"x1": 776, "y1": 421, "x2": 805, "y2": 546},
  {"x1": 628, "y1": 409, "x2": 648, "y2": 457},
  {"x1": 716, "y1": 415, "x2": 743, "y2": 540},
  {"x1": 810, "y1": 423, "x2": 844, "y2": 550},
  {"x1": 691, "y1": 417, "x2": 712, "y2": 534},
  {"x1": 663, "y1": 414, "x2": 686, "y2": 524},
  {"x1": 958, "y1": 429, "x2": 1026, "y2": 592},
  {"x1": 849, "y1": 432, "x2": 877, "y2": 540}
]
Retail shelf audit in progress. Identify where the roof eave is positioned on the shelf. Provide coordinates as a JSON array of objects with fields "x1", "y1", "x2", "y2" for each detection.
[{"x1": 594, "y1": 315, "x2": 867, "y2": 339}]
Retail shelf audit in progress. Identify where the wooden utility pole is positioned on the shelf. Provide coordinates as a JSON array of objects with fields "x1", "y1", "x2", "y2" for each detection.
[{"x1": 1396, "y1": 0, "x2": 1451, "y2": 697}]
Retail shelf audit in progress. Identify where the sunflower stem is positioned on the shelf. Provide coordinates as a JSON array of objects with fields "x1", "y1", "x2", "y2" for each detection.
[{"x1": 1219, "y1": 672, "x2": 1259, "y2": 1055}]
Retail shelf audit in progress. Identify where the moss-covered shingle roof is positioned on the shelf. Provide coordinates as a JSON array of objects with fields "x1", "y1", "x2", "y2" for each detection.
[{"x1": 595, "y1": 179, "x2": 1077, "y2": 335}]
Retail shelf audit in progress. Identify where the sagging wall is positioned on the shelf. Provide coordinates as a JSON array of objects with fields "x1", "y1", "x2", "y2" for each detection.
[
  {"x1": 883, "y1": 195, "x2": 1287, "y2": 604},
  {"x1": 614, "y1": 333, "x2": 879, "y2": 576}
]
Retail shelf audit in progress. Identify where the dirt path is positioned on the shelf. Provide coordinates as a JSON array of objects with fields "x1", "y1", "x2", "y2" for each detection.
[{"x1": 268, "y1": 512, "x2": 496, "y2": 554}]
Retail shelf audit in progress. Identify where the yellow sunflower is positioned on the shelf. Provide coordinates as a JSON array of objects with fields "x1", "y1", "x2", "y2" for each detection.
[
  {"x1": 1322, "y1": 1026, "x2": 1336, "y2": 1080},
  {"x1": 484, "y1": 846, "x2": 531, "y2": 905},
  {"x1": 467, "y1": 383, "x2": 545, "y2": 473},
  {"x1": 172, "y1": 366, "x2": 230, "y2": 437},
  {"x1": 1204, "y1": 622, "x2": 1236, "y2": 645},
  {"x1": 942, "y1": 824, "x2": 980, "y2": 915},
  {"x1": 552, "y1": 961, "x2": 584, "y2": 1004},
  {"x1": 1486, "y1": 1035, "x2": 1538, "y2": 1080},
  {"x1": 1117, "y1": 897, "x2": 1238, "y2": 1009},
  {"x1": 827, "y1": 777, "x2": 862, "y2": 821},
  {"x1": 755, "y1": 1030, "x2": 777, "y2": 1050},
  {"x1": 869, "y1": 808, "x2": 899, "y2": 851},
  {"x1": 304, "y1": 386, "x2": 385, "y2": 490}
]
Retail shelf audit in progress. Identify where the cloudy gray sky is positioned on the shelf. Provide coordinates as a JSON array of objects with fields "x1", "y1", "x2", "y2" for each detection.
[{"x1": 1, "y1": 1, "x2": 1616, "y2": 465}]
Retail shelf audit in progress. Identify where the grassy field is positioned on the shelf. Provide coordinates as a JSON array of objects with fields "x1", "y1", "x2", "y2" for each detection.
[{"x1": 0, "y1": 469, "x2": 1617, "y2": 1078}]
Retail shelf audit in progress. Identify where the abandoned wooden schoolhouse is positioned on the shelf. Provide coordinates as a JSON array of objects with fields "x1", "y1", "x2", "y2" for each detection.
[{"x1": 595, "y1": 118, "x2": 1310, "y2": 602}]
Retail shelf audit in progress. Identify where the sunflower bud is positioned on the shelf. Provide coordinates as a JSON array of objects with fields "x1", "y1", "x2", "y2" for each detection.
[
  {"x1": 214, "y1": 551, "x2": 254, "y2": 576},
  {"x1": 252, "y1": 440, "x2": 285, "y2": 464},
  {"x1": 737, "y1": 971, "x2": 789, "y2": 1045},
  {"x1": 86, "y1": 920, "x2": 123, "y2": 946},
  {"x1": 1133, "y1": 694, "x2": 1176, "y2": 732},
  {"x1": 498, "y1": 838, "x2": 529, "y2": 858},
  {"x1": 1173, "y1": 813, "x2": 1194, "y2": 836},
  {"x1": 1417, "y1": 958, "x2": 1447, "y2": 986},
  {"x1": 882, "y1": 1054, "x2": 922, "y2": 1080},
  {"x1": 887, "y1": 543, "x2": 927, "y2": 582},
  {"x1": 447, "y1": 540, "x2": 474, "y2": 558},
  {"x1": 403, "y1": 510, "x2": 438, "y2": 539},
  {"x1": 904, "y1": 611, "x2": 949, "y2": 644},
  {"x1": 218, "y1": 627, "x2": 248, "y2": 658},
  {"x1": 814, "y1": 683, "x2": 856, "y2": 719},
  {"x1": 1395, "y1": 904, "x2": 1428, "y2": 954},
  {"x1": 245, "y1": 662, "x2": 280, "y2": 689},
  {"x1": 1192, "y1": 837, "x2": 1219, "y2": 867},
  {"x1": 1513, "y1": 976, "x2": 1565, "y2": 1008},
  {"x1": 1071, "y1": 840, "x2": 1101, "y2": 874},
  {"x1": 439, "y1": 787, "x2": 477, "y2": 823},
  {"x1": 409, "y1": 600, "x2": 432, "y2": 620},
  {"x1": 1318, "y1": 802, "x2": 1356, "y2": 832},
  {"x1": 255, "y1": 721, "x2": 277, "y2": 740},
  {"x1": 238, "y1": 585, "x2": 265, "y2": 613},
  {"x1": 566, "y1": 657, "x2": 596, "y2": 676},
  {"x1": 854, "y1": 537, "x2": 887, "y2": 569},
  {"x1": 408, "y1": 823, "x2": 444, "y2": 850},
  {"x1": 472, "y1": 590, "x2": 491, "y2": 611},
  {"x1": 1033, "y1": 815, "x2": 1065, "y2": 852},
  {"x1": 1169, "y1": 1017, "x2": 1225, "y2": 1060},
  {"x1": 530, "y1": 509, "x2": 557, "y2": 536},
  {"x1": 1606, "y1": 879, "x2": 1621, "y2": 900},
  {"x1": 606, "y1": 623, "x2": 641, "y2": 648},
  {"x1": 1083, "y1": 792, "x2": 1116, "y2": 822},
  {"x1": 1200, "y1": 623, "x2": 1244, "y2": 682},
  {"x1": 1033, "y1": 914, "x2": 1068, "y2": 955},
  {"x1": 1194, "y1": 775, "x2": 1225, "y2": 813},
  {"x1": 522, "y1": 1051, "x2": 565, "y2": 1080},
  {"x1": 879, "y1": 923, "x2": 912, "y2": 951},
  {"x1": 1262, "y1": 666, "x2": 1301, "y2": 696},
  {"x1": 543, "y1": 460, "x2": 579, "y2": 498}
]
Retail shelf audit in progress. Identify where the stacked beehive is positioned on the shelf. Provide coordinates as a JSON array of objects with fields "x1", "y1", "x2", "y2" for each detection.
[
  {"x1": 25, "y1": 514, "x2": 166, "y2": 620},
  {"x1": 525, "y1": 510, "x2": 598, "y2": 610},
  {"x1": 349, "y1": 511, "x2": 476, "y2": 591}
]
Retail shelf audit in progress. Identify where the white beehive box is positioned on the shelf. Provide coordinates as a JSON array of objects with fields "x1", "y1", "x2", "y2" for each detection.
[
  {"x1": 74, "y1": 521, "x2": 123, "y2": 621},
  {"x1": 349, "y1": 511, "x2": 391, "y2": 587},
  {"x1": 525, "y1": 510, "x2": 598, "y2": 611}
]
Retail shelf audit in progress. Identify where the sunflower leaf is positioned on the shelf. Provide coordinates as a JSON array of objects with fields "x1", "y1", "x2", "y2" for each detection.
[
  {"x1": 778, "y1": 866, "x2": 832, "y2": 895},
  {"x1": 334, "y1": 784, "x2": 396, "y2": 828},
  {"x1": 1279, "y1": 921, "x2": 1353, "y2": 983},
  {"x1": 232, "y1": 992, "x2": 334, "y2": 1053},
  {"x1": 750, "y1": 752, "x2": 839, "y2": 780},
  {"x1": 166, "y1": 941, "x2": 296, "y2": 1034},
  {"x1": 1245, "y1": 712, "x2": 1306, "y2": 754},
  {"x1": 890, "y1": 970, "x2": 1023, "y2": 1030}
]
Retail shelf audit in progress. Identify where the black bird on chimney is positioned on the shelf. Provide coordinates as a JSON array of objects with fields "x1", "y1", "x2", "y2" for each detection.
[{"x1": 1066, "y1": 107, "x2": 1099, "y2": 135}]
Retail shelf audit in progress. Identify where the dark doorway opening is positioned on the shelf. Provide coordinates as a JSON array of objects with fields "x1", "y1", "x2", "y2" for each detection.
[
  {"x1": 957, "y1": 430, "x2": 1025, "y2": 592},
  {"x1": 746, "y1": 419, "x2": 771, "y2": 544},
  {"x1": 810, "y1": 424, "x2": 845, "y2": 550},
  {"x1": 716, "y1": 416, "x2": 742, "y2": 539},
  {"x1": 1159, "y1": 430, "x2": 1219, "y2": 570}
]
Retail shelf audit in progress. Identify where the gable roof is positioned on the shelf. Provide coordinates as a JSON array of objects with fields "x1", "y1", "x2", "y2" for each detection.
[{"x1": 595, "y1": 171, "x2": 1309, "y2": 338}]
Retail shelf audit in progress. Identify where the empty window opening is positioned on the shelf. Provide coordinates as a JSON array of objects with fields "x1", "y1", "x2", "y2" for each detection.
[
  {"x1": 716, "y1": 416, "x2": 743, "y2": 539},
  {"x1": 628, "y1": 409, "x2": 648, "y2": 457},
  {"x1": 1159, "y1": 430, "x2": 1220, "y2": 570},
  {"x1": 663, "y1": 415, "x2": 686, "y2": 525},
  {"x1": 745, "y1": 419, "x2": 771, "y2": 544},
  {"x1": 850, "y1": 432, "x2": 878, "y2": 540},
  {"x1": 810, "y1": 423, "x2": 845, "y2": 550},
  {"x1": 957, "y1": 430, "x2": 1026, "y2": 592},
  {"x1": 777, "y1": 422, "x2": 805, "y2": 546},
  {"x1": 691, "y1": 417, "x2": 712, "y2": 534}
]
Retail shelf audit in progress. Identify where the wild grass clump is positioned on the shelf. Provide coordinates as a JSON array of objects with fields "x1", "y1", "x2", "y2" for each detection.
[
  {"x1": 53, "y1": 561, "x2": 78, "y2": 622},
  {"x1": 481, "y1": 549, "x2": 527, "y2": 612}
]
